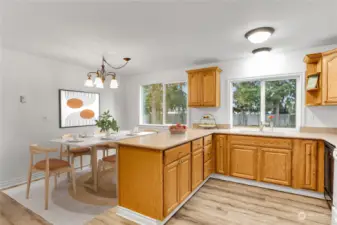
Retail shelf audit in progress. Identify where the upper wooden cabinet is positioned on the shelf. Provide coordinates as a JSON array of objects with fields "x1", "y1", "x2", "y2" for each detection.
[
  {"x1": 304, "y1": 48, "x2": 337, "y2": 106},
  {"x1": 322, "y1": 49, "x2": 337, "y2": 105},
  {"x1": 187, "y1": 67, "x2": 222, "y2": 107}
]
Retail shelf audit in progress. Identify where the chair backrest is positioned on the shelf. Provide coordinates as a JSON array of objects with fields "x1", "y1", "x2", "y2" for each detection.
[{"x1": 29, "y1": 144, "x2": 58, "y2": 168}]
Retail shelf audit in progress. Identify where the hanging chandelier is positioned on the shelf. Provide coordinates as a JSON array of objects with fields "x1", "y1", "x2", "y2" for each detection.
[{"x1": 84, "y1": 56, "x2": 131, "y2": 89}]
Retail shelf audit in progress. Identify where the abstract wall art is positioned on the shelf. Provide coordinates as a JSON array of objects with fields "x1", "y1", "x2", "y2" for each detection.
[{"x1": 59, "y1": 89, "x2": 100, "y2": 128}]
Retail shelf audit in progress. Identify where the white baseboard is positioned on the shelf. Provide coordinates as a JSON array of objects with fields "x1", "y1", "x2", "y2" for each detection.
[
  {"x1": 116, "y1": 177, "x2": 210, "y2": 225},
  {"x1": 332, "y1": 206, "x2": 337, "y2": 225},
  {"x1": 210, "y1": 174, "x2": 325, "y2": 199},
  {"x1": 116, "y1": 174, "x2": 325, "y2": 225}
]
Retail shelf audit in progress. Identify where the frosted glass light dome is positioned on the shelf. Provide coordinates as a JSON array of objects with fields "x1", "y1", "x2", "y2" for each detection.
[{"x1": 245, "y1": 27, "x2": 275, "y2": 44}]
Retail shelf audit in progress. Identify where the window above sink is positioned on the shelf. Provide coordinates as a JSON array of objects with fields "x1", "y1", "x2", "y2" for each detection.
[{"x1": 229, "y1": 74, "x2": 302, "y2": 131}]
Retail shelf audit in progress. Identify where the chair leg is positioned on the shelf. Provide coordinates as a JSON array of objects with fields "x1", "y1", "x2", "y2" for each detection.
[
  {"x1": 71, "y1": 166, "x2": 77, "y2": 195},
  {"x1": 26, "y1": 166, "x2": 32, "y2": 199},
  {"x1": 97, "y1": 160, "x2": 103, "y2": 187},
  {"x1": 45, "y1": 171, "x2": 50, "y2": 210},
  {"x1": 80, "y1": 156, "x2": 83, "y2": 170},
  {"x1": 54, "y1": 174, "x2": 57, "y2": 189}
]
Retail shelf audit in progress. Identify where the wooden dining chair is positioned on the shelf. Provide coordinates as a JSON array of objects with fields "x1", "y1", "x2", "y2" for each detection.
[
  {"x1": 26, "y1": 144, "x2": 76, "y2": 210},
  {"x1": 60, "y1": 134, "x2": 91, "y2": 170},
  {"x1": 97, "y1": 154, "x2": 116, "y2": 185}
]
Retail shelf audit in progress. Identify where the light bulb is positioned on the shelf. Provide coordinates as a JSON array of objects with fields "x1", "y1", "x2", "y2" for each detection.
[
  {"x1": 84, "y1": 78, "x2": 94, "y2": 87},
  {"x1": 95, "y1": 77, "x2": 104, "y2": 88},
  {"x1": 110, "y1": 79, "x2": 119, "y2": 89}
]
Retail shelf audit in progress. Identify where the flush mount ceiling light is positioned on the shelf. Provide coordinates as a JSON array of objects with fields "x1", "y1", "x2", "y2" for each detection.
[
  {"x1": 252, "y1": 47, "x2": 272, "y2": 56},
  {"x1": 84, "y1": 56, "x2": 131, "y2": 89},
  {"x1": 245, "y1": 27, "x2": 275, "y2": 44}
]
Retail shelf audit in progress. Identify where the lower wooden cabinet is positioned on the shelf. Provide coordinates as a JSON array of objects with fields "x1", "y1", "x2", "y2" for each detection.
[
  {"x1": 258, "y1": 148, "x2": 292, "y2": 186},
  {"x1": 163, "y1": 160, "x2": 179, "y2": 217},
  {"x1": 299, "y1": 140, "x2": 318, "y2": 190},
  {"x1": 178, "y1": 154, "x2": 192, "y2": 202},
  {"x1": 230, "y1": 145, "x2": 257, "y2": 180},
  {"x1": 164, "y1": 154, "x2": 191, "y2": 217},
  {"x1": 215, "y1": 135, "x2": 227, "y2": 174},
  {"x1": 204, "y1": 158, "x2": 213, "y2": 179},
  {"x1": 191, "y1": 148, "x2": 204, "y2": 190}
]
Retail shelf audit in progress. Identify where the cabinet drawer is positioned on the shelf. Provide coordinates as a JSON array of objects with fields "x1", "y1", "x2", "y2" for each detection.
[
  {"x1": 204, "y1": 135, "x2": 213, "y2": 146},
  {"x1": 164, "y1": 143, "x2": 191, "y2": 165},
  {"x1": 192, "y1": 138, "x2": 203, "y2": 151},
  {"x1": 229, "y1": 135, "x2": 292, "y2": 149},
  {"x1": 204, "y1": 144, "x2": 213, "y2": 162}
]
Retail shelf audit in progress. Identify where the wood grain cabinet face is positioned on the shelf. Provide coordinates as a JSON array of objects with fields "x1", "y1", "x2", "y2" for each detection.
[
  {"x1": 230, "y1": 145, "x2": 257, "y2": 180},
  {"x1": 163, "y1": 160, "x2": 179, "y2": 217},
  {"x1": 301, "y1": 140, "x2": 318, "y2": 190},
  {"x1": 322, "y1": 50, "x2": 337, "y2": 105},
  {"x1": 191, "y1": 149, "x2": 203, "y2": 190},
  {"x1": 215, "y1": 135, "x2": 227, "y2": 174},
  {"x1": 258, "y1": 148, "x2": 292, "y2": 186},
  {"x1": 187, "y1": 67, "x2": 221, "y2": 107},
  {"x1": 204, "y1": 157, "x2": 213, "y2": 179},
  {"x1": 188, "y1": 72, "x2": 202, "y2": 107},
  {"x1": 178, "y1": 154, "x2": 192, "y2": 202},
  {"x1": 201, "y1": 71, "x2": 216, "y2": 106}
]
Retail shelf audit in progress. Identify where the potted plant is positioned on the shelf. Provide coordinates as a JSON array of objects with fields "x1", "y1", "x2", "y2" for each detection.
[{"x1": 95, "y1": 110, "x2": 119, "y2": 137}]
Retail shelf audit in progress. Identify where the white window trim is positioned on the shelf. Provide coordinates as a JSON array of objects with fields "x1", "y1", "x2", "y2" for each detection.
[
  {"x1": 139, "y1": 81, "x2": 189, "y2": 126},
  {"x1": 228, "y1": 72, "x2": 302, "y2": 132}
]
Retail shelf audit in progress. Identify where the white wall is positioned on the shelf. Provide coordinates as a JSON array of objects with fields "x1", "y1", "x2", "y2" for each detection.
[
  {"x1": 0, "y1": 48, "x2": 123, "y2": 188},
  {"x1": 121, "y1": 44, "x2": 337, "y2": 130}
]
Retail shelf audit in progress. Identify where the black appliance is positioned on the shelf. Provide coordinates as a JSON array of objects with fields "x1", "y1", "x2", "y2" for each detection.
[{"x1": 324, "y1": 141, "x2": 335, "y2": 208}]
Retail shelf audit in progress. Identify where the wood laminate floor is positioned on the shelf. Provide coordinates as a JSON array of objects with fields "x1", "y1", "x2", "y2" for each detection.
[
  {"x1": 0, "y1": 191, "x2": 51, "y2": 225},
  {"x1": 88, "y1": 179, "x2": 331, "y2": 225}
]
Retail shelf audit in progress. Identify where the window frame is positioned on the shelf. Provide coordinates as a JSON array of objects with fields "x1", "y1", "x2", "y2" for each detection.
[
  {"x1": 228, "y1": 73, "x2": 302, "y2": 131},
  {"x1": 139, "y1": 81, "x2": 189, "y2": 126}
]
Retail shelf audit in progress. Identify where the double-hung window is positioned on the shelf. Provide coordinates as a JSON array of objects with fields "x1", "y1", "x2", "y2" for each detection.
[
  {"x1": 140, "y1": 82, "x2": 187, "y2": 125},
  {"x1": 231, "y1": 76, "x2": 300, "y2": 130}
]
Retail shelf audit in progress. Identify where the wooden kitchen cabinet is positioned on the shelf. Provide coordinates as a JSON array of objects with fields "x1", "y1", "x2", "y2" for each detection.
[
  {"x1": 293, "y1": 140, "x2": 318, "y2": 191},
  {"x1": 187, "y1": 67, "x2": 221, "y2": 107},
  {"x1": 304, "y1": 48, "x2": 337, "y2": 106},
  {"x1": 215, "y1": 135, "x2": 227, "y2": 175},
  {"x1": 204, "y1": 157, "x2": 214, "y2": 179},
  {"x1": 191, "y1": 148, "x2": 204, "y2": 190},
  {"x1": 322, "y1": 48, "x2": 337, "y2": 105},
  {"x1": 188, "y1": 72, "x2": 202, "y2": 107},
  {"x1": 178, "y1": 154, "x2": 192, "y2": 202},
  {"x1": 258, "y1": 148, "x2": 292, "y2": 186},
  {"x1": 164, "y1": 160, "x2": 179, "y2": 217},
  {"x1": 230, "y1": 145, "x2": 257, "y2": 180}
]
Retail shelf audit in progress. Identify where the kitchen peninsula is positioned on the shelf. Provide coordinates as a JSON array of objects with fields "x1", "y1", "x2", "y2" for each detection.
[{"x1": 115, "y1": 129, "x2": 337, "y2": 225}]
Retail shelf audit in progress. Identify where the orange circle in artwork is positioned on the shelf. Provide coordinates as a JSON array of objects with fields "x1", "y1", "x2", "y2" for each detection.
[
  {"x1": 67, "y1": 98, "x2": 83, "y2": 109},
  {"x1": 80, "y1": 109, "x2": 95, "y2": 119}
]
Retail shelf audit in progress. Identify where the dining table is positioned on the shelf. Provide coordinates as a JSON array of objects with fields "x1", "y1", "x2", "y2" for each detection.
[{"x1": 50, "y1": 130, "x2": 154, "y2": 192}]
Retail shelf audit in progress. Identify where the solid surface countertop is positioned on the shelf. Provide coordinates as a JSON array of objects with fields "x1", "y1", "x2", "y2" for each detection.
[{"x1": 115, "y1": 128, "x2": 337, "y2": 150}]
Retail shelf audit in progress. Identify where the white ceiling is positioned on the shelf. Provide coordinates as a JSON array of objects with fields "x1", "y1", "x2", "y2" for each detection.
[{"x1": 2, "y1": 0, "x2": 337, "y2": 75}]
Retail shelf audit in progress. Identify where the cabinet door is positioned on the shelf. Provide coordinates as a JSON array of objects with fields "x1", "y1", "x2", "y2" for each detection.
[
  {"x1": 216, "y1": 135, "x2": 227, "y2": 174},
  {"x1": 204, "y1": 158, "x2": 213, "y2": 179},
  {"x1": 188, "y1": 72, "x2": 202, "y2": 106},
  {"x1": 323, "y1": 49, "x2": 337, "y2": 105},
  {"x1": 178, "y1": 154, "x2": 191, "y2": 203},
  {"x1": 230, "y1": 145, "x2": 257, "y2": 180},
  {"x1": 201, "y1": 70, "x2": 216, "y2": 106},
  {"x1": 191, "y1": 149, "x2": 203, "y2": 190},
  {"x1": 259, "y1": 148, "x2": 292, "y2": 186},
  {"x1": 301, "y1": 140, "x2": 317, "y2": 190},
  {"x1": 164, "y1": 160, "x2": 179, "y2": 217}
]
